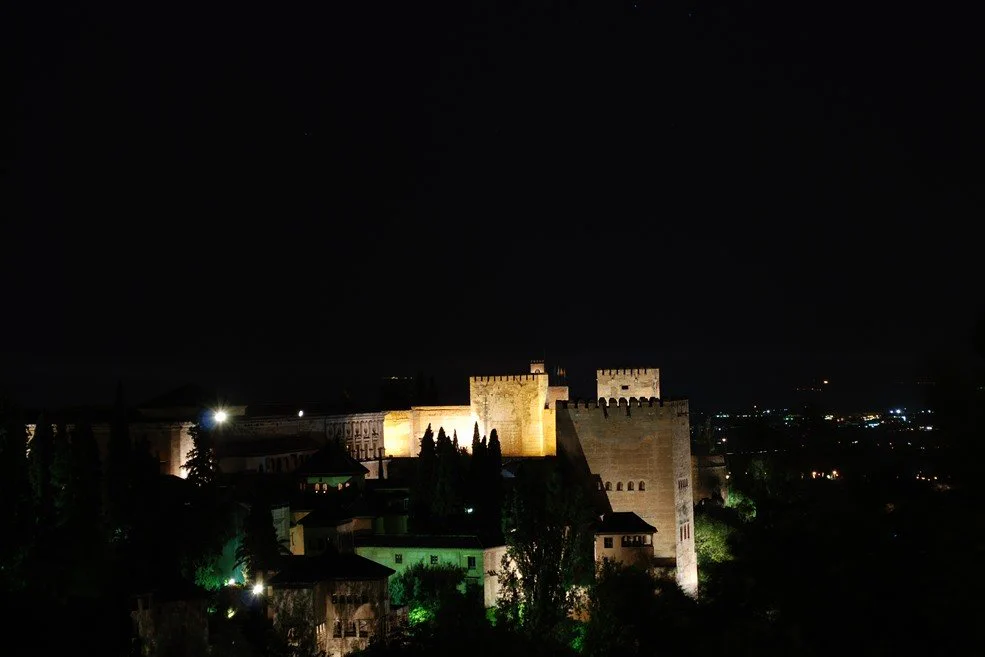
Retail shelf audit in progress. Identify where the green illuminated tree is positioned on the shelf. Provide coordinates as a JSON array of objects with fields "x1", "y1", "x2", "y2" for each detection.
[{"x1": 496, "y1": 460, "x2": 593, "y2": 642}]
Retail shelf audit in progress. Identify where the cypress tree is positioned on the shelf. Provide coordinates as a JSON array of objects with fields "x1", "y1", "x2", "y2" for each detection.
[
  {"x1": 184, "y1": 423, "x2": 219, "y2": 488},
  {"x1": 70, "y1": 421, "x2": 103, "y2": 535},
  {"x1": 487, "y1": 429, "x2": 503, "y2": 533},
  {"x1": 236, "y1": 494, "x2": 286, "y2": 583},
  {"x1": 106, "y1": 382, "x2": 131, "y2": 532},
  {"x1": 412, "y1": 424, "x2": 436, "y2": 531},
  {"x1": 432, "y1": 427, "x2": 462, "y2": 526},
  {"x1": 470, "y1": 422, "x2": 482, "y2": 458},
  {"x1": 28, "y1": 413, "x2": 55, "y2": 529},
  {"x1": 468, "y1": 423, "x2": 486, "y2": 526},
  {"x1": 51, "y1": 423, "x2": 73, "y2": 521},
  {"x1": 0, "y1": 404, "x2": 32, "y2": 590}
]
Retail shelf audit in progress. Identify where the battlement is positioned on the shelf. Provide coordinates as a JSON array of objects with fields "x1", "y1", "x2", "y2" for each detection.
[
  {"x1": 596, "y1": 368, "x2": 657, "y2": 377},
  {"x1": 469, "y1": 374, "x2": 545, "y2": 383},
  {"x1": 557, "y1": 397, "x2": 689, "y2": 414}
]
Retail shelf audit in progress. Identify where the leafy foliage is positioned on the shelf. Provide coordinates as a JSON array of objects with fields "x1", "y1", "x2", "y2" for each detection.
[{"x1": 497, "y1": 460, "x2": 593, "y2": 642}]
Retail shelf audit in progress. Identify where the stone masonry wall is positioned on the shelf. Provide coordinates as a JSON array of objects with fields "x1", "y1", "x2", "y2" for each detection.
[
  {"x1": 671, "y1": 400, "x2": 698, "y2": 596},
  {"x1": 556, "y1": 399, "x2": 680, "y2": 558},
  {"x1": 469, "y1": 374, "x2": 549, "y2": 456},
  {"x1": 556, "y1": 397, "x2": 697, "y2": 593},
  {"x1": 596, "y1": 368, "x2": 661, "y2": 401}
]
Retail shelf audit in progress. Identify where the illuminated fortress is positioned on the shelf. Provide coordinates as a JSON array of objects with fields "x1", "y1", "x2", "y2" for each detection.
[{"x1": 30, "y1": 360, "x2": 697, "y2": 593}]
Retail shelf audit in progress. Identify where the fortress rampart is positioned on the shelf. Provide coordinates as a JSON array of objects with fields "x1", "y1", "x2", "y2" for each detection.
[{"x1": 556, "y1": 396, "x2": 696, "y2": 594}]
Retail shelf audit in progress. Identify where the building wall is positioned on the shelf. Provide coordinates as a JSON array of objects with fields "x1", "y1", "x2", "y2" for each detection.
[
  {"x1": 355, "y1": 545, "x2": 486, "y2": 588},
  {"x1": 325, "y1": 579, "x2": 389, "y2": 657},
  {"x1": 594, "y1": 533, "x2": 654, "y2": 568},
  {"x1": 482, "y1": 545, "x2": 508, "y2": 609},
  {"x1": 555, "y1": 397, "x2": 697, "y2": 593},
  {"x1": 671, "y1": 404, "x2": 698, "y2": 596},
  {"x1": 382, "y1": 410, "x2": 413, "y2": 457},
  {"x1": 596, "y1": 368, "x2": 661, "y2": 401},
  {"x1": 408, "y1": 406, "x2": 475, "y2": 453},
  {"x1": 692, "y1": 454, "x2": 729, "y2": 504},
  {"x1": 469, "y1": 374, "x2": 549, "y2": 457}
]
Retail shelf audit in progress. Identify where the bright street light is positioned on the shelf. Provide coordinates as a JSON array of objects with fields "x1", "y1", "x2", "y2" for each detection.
[
  {"x1": 214, "y1": 410, "x2": 228, "y2": 424},
  {"x1": 252, "y1": 582, "x2": 264, "y2": 596},
  {"x1": 298, "y1": 410, "x2": 304, "y2": 418}
]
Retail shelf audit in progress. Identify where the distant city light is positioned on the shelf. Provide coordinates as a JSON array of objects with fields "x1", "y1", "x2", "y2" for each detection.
[
  {"x1": 214, "y1": 410, "x2": 228, "y2": 424},
  {"x1": 298, "y1": 410, "x2": 304, "y2": 418},
  {"x1": 823, "y1": 380, "x2": 829, "y2": 385}
]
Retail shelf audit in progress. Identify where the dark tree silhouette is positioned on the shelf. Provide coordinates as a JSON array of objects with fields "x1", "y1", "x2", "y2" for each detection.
[
  {"x1": 0, "y1": 402, "x2": 32, "y2": 591},
  {"x1": 236, "y1": 494, "x2": 287, "y2": 583},
  {"x1": 106, "y1": 382, "x2": 131, "y2": 533},
  {"x1": 411, "y1": 424, "x2": 436, "y2": 531},
  {"x1": 27, "y1": 413, "x2": 55, "y2": 529},
  {"x1": 431, "y1": 427, "x2": 463, "y2": 527},
  {"x1": 184, "y1": 423, "x2": 219, "y2": 488}
]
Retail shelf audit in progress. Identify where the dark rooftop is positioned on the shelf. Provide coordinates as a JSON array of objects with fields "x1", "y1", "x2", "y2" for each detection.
[
  {"x1": 595, "y1": 512, "x2": 657, "y2": 535},
  {"x1": 269, "y1": 552, "x2": 394, "y2": 585},
  {"x1": 295, "y1": 444, "x2": 369, "y2": 477}
]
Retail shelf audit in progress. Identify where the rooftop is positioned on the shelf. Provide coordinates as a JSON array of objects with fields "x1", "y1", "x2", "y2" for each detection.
[
  {"x1": 269, "y1": 552, "x2": 395, "y2": 585},
  {"x1": 595, "y1": 512, "x2": 657, "y2": 535}
]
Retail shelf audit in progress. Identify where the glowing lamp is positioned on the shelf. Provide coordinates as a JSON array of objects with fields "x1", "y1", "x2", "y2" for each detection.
[
  {"x1": 214, "y1": 410, "x2": 228, "y2": 424},
  {"x1": 298, "y1": 410, "x2": 304, "y2": 417},
  {"x1": 252, "y1": 582, "x2": 264, "y2": 596}
]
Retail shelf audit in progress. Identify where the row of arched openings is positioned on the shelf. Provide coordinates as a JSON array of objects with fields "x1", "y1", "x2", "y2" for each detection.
[{"x1": 603, "y1": 480, "x2": 645, "y2": 492}]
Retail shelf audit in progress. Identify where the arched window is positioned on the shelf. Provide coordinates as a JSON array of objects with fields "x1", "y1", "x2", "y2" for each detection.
[
  {"x1": 605, "y1": 481, "x2": 612, "y2": 491},
  {"x1": 639, "y1": 480, "x2": 646, "y2": 491},
  {"x1": 616, "y1": 482, "x2": 624, "y2": 491},
  {"x1": 627, "y1": 481, "x2": 634, "y2": 491}
]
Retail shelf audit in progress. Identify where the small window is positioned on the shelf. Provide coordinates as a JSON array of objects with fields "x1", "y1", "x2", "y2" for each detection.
[
  {"x1": 639, "y1": 480, "x2": 646, "y2": 491},
  {"x1": 333, "y1": 621, "x2": 342, "y2": 638},
  {"x1": 603, "y1": 537, "x2": 613, "y2": 548},
  {"x1": 616, "y1": 482, "x2": 623, "y2": 491},
  {"x1": 430, "y1": 555, "x2": 438, "y2": 565},
  {"x1": 627, "y1": 481, "x2": 634, "y2": 491},
  {"x1": 605, "y1": 481, "x2": 612, "y2": 491},
  {"x1": 467, "y1": 556, "x2": 477, "y2": 569},
  {"x1": 394, "y1": 553, "x2": 403, "y2": 564},
  {"x1": 621, "y1": 384, "x2": 630, "y2": 391},
  {"x1": 331, "y1": 594, "x2": 338, "y2": 604}
]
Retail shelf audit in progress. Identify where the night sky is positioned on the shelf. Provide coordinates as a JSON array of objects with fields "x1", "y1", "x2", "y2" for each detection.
[{"x1": 5, "y1": 1, "x2": 982, "y2": 413}]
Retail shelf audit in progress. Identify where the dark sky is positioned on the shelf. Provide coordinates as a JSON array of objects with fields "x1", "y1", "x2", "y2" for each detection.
[{"x1": 4, "y1": 0, "x2": 983, "y2": 412}]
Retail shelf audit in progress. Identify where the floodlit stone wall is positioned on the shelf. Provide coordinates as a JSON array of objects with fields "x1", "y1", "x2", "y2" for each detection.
[
  {"x1": 556, "y1": 397, "x2": 697, "y2": 594},
  {"x1": 596, "y1": 368, "x2": 661, "y2": 401},
  {"x1": 469, "y1": 374, "x2": 550, "y2": 456}
]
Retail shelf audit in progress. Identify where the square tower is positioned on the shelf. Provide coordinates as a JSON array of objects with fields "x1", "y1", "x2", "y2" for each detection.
[{"x1": 597, "y1": 368, "x2": 660, "y2": 401}]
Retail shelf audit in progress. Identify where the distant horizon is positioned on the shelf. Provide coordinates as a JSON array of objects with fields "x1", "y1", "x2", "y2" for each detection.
[{"x1": 2, "y1": 355, "x2": 946, "y2": 417}]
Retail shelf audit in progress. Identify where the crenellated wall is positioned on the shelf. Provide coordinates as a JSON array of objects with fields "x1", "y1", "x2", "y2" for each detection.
[
  {"x1": 596, "y1": 368, "x2": 661, "y2": 401},
  {"x1": 469, "y1": 374, "x2": 550, "y2": 456},
  {"x1": 555, "y1": 396, "x2": 697, "y2": 594}
]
